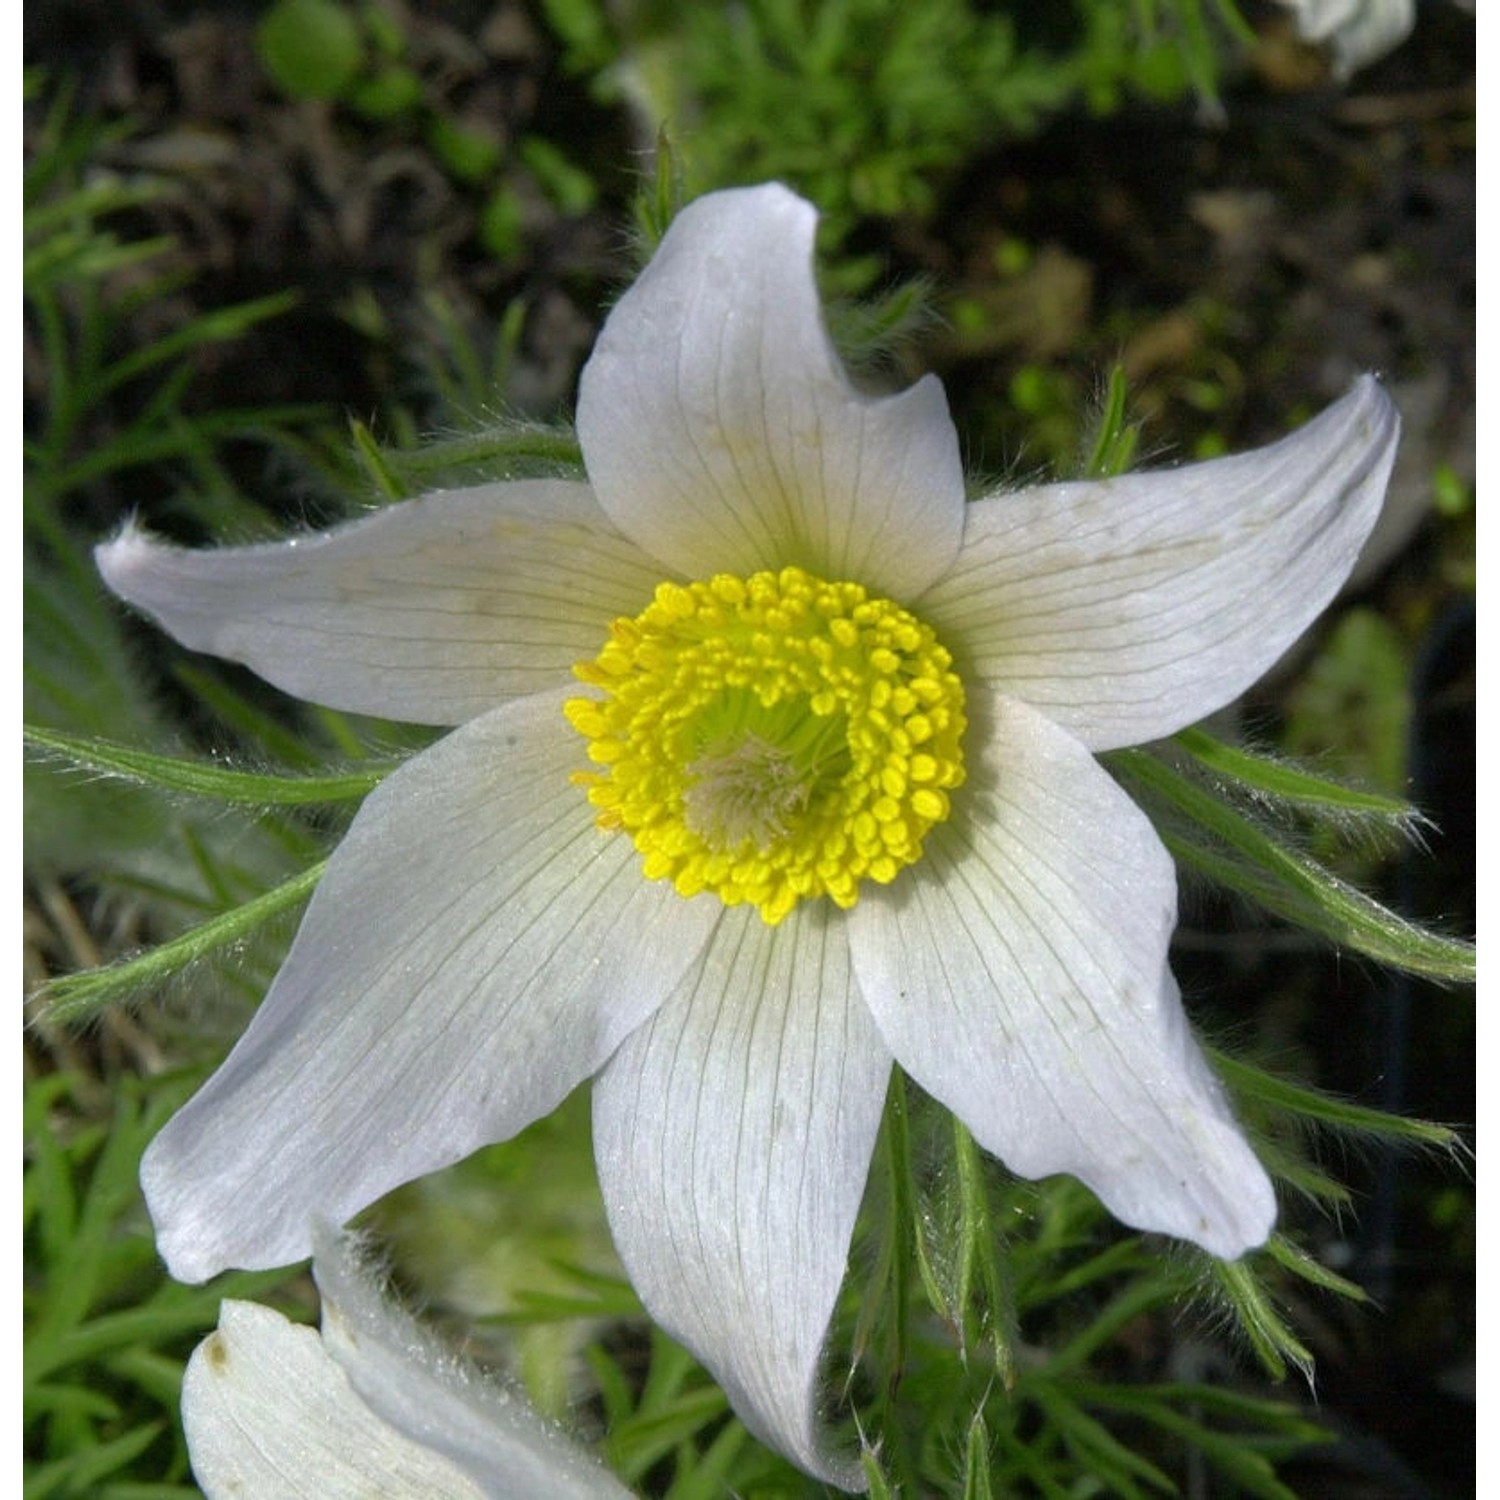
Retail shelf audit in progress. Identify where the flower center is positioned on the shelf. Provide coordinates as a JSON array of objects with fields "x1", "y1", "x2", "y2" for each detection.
[{"x1": 565, "y1": 566, "x2": 966, "y2": 925}]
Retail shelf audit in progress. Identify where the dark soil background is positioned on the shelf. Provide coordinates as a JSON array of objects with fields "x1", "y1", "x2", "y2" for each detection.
[{"x1": 25, "y1": 2, "x2": 1475, "y2": 1495}]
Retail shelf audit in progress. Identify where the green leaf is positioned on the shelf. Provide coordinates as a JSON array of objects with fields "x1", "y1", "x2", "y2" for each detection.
[
  {"x1": 479, "y1": 187, "x2": 526, "y2": 262},
  {"x1": 89, "y1": 1485, "x2": 204, "y2": 1499},
  {"x1": 1263, "y1": 1235, "x2": 1370, "y2": 1304},
  {"x1": 425, "y1": 116, "x2": 503, "y2": 184},
  {"x1": 382, "y1": 423, "x2": 585, "y2": 484},
  {"x1": 1022, "y1": 1236, "x2": 1151, "y2": 1307},
  {"x1": 662, "y1": 1418, "x2": 751, "y2": 1500},
  {"x1": 855, "y1": 1073, "x2": 926, "y2": 1391},
  {"x1": 37, "y1": 405, "x2": 325, "y2": 499},
  {"x1": 1209, "y1": 1258, "x2": 1312, "y2": 1382},
  {"x1": 1113, "y1": 748, "x2": 1475, "y2": 982},
  {"x1": 861, "y1": 1450, "x2": 899, "y2": 1500},
  {"x1": 28, "y1": 1088, "x2": 166, "y2": 1346},
  {"x1": 633, "y1": 128, "x2": 685, "y2": 253},
  {"x1": 950, "y1": 1117, "x2": 1017, "y2": 1382},
  {"x1": 1080, "y1": 364, "x2": 1141, "y2": 479},
  {"x1": 257, "y1": 0, "x2": 365, "y2": 100},
  {"x1": 28, "y1": 1272, "x2": 293, "y2": 1389},
  {"x1": 170, "y1": 664, "x2": 326, "y2": 769},
  {"x1": 24, "y1": 1381, "x2": 121, "y2": 1425},
  {"x1": 96, "y1": 292, "x2": 301, "y2": 400},
  {"x1": 1045, "y1": 1268, "x2": 1182, "y2": 1376},
  {"x1": 1030, "y1": 1380, "x2": 1175, "y2": 1498},
  {"x1": 582, "y1": 1346, "x2": 634, "y2": 1430},
  {"x1": 825, "y1": 276, "x2": 940, "y2": 379},
  {"x1": 24, "y1": 725, "x2": 390, "y2": 805},
  {"x1": 24, "y1": 1420, "x2": 163, "y2": 1499},
  {"x1": 1076, "y1": 1382, "x2": 1324, "y2": 1500},
  {"x1": 22, "y1": 1090, "x2": 89, "y2": 1271},
  {"x1": 347, "y1": 64, "x2": 424, "y2": 120},
  {"x1": 1283, "y1": 609, "x2": 1412, "y2": 799},
  {"x1": 606, "y1": 1388, "x2": 732, "y2": 1479},
  {"x1": 498, "y1": 1278, "x2": 642, "y2": 1324},
  {"x1": 1172, "y1": 726, "x2": 1417, "y2": 827},
  {"x1": 1250, "y1": 1138, "x2": 1356, "y2": 1210},
  {"x1": 538, "y1": 0, "x2": 618, "y2": 74},
  {"x1": 518, "y1": 137, "x2": 598, "y2": 216},
  {"x1": 104, "y1": 1348, "x2": 192, "y2": 1410},
  {"x1": 35, "y1": 861, "x2": 326, "y2": 1025},
  {"x1": 961, "y1": 1411, "x2": 994, "y2": 1500},
  {"x1": 1210, "y1": 1050, "x2": 1460, "y2": 1151},
  {"x1": 348, "y1": 418, "x2": 411, "y2": 499}
]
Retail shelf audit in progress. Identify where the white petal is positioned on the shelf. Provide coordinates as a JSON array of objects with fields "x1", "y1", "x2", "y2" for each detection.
[
  {"x1": 847, "y1": 693, "x2": 1275, "y2": 1258},
  {"x1": 185, "y1": 1242, "x2": 633, "y2": 1500},
  {"x1": 592, "y1": 904, "x2": 890, "y2": 1489},
  {"x1": 183, "y1": 1301, "x2": 488, "y2": 1499},
  {"x1": 311, "y1": 1228, "x2": 633, "y2": 1500},
  {"x1": 142, "y1": 690, "x2": 719, "y2": 1282},
  {"x1": 1277, "y1": 0, "x2": 1415, "y2": 77},
  {"x1": 96, "y1": 480, "x2": 666, "y2": 726},
  {"x1": 577, "y1": 183, "x2": 964, "y2": 599},
  {"x1": 922, "y1": 377, "x2": 1399, "y2": 751}
]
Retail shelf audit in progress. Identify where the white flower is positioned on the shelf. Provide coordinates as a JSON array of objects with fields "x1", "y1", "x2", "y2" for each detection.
[
  {"x1": 184, "y1": 1228, "x2": 631, "y2": 1499},
  {"x1": 98, "y1": 184, "x2": 1398, "y2": 1488},
  {"x1": 1275, "y1": 0, "x2": 1416, "y2": 78}
]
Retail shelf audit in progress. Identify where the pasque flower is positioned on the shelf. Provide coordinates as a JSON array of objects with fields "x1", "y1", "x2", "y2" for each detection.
[
  {"x1": 99, "y1": 184, "x2": 1398, "y2": 1486},
  {"x1": 185, "y1": 1229, "x2": 630, "y2": 1499},
  {"x1": 1274, "y1": 0, "x2": 1415, "y2": 78}
]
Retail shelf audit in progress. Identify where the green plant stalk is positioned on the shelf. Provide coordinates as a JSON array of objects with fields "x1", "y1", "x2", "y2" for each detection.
[
  {"x1": 872, "y1": 1075, "x2": 916, "y2": 1379},
  {"x1": 1028, "y1": 1380, "x2": 1175, "y2": 1497},
  {"x1": 349, "y1": 419, "x2": 410, "y2": 500},
  {"x1": 1114, "y1": 748, "x2": 1475, "y2": 981},
  {"x1": 1081, "y1": 364, "x2": 1140, "y2": 479},
  {"x1": 24, "y1": 725, "x2": 389, "y2": 805},
  {"x1": 1263, "y1": 1235, "x2": 1370, "y2": 1302},
  {"x1": 27, "y1": 1271, "x2": 296, "y2": 1388},
  {"x1": 1172, "y1": 726, "x2": 1416, "y2": 823},
  {"x1": 961, "y1": 1411, "x2": 994, "y2": 1500},
  {"x1": 1043, "y1": 1269, "x2": 1182, "y2": 1377},
  {"x1": 951, "y1": 1117, "x2": 1016, "y2": 1386},
  {"x1": 36, "y1": 861, "x2": 326, "y2": 1025},
  {"x1": 1210, "y1": 1049, "x2": 1458, "y2": 1148},
  {"x1": 386, "y1": 426, "x2": 585, "y2": 480},
  {"x1": 1070, "y1": 1384, "x2": 1312, "y2": 1500},
  {"x1": 1209, "y1": 1259, "x2": 1312, "y2": 1382}
]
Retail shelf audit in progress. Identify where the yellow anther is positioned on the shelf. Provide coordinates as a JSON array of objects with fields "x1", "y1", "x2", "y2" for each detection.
[
  {"x1": 911, "y1": 788, "x2": 948, "y2": 821},
  {"x1": 567, "y1": 566, "x2": 965, "y2": 924}
]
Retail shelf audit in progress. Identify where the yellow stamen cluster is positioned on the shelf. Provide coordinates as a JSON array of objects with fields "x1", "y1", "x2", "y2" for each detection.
[{"x1": 565, "y1": 566, "x2": 965, "y2": 924}]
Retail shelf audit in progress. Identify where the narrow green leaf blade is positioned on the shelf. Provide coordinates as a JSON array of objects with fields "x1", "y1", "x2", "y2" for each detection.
[
  {"x1": 35, "y1": 861, "x2": 325, "y2": 1024},
  {"x1": 25, "y1": 725, "x2": 389, "y2": 805},
  {"x1": 1114, "y1": 749, "x2": 1475, "y2": 982},
  {"x1": 1172, "y1": 727, "x2": 1417, "y2": 824}
]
